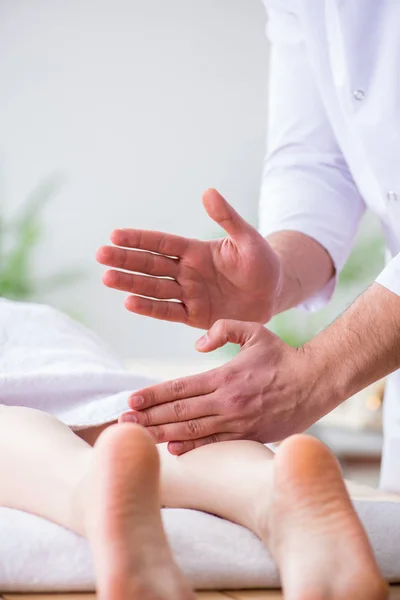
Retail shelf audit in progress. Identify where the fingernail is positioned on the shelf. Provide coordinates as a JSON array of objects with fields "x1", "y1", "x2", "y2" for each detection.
[
  {"x1": 121, "y1": 413, "x2": 138, "y2": 423},
  {"x1": 196, "y1": 334, "x2": 208, "y2": 348},
  {"x1": 169, "y1": 442, "x2": 184, "y2": 454},
  {"x1": 130, "y1": 395, "x2": 144, "y2": 408}
]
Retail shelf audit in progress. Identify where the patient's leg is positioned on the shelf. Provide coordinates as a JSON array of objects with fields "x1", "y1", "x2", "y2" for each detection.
[
  {"x1": 159, "y1": 436, "x2": 388, "y2": 600},
  {"x1": 0, "y1": 405, "x2": 388, "y2": 599},
  {"x1": 0, "y1": 406, "x2": 193, "y2": 600}
]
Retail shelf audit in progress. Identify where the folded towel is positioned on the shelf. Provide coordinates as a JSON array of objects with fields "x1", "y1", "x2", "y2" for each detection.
[
  {"x1": 0, "y1": 298, "x2": 156, "y2": 426},
  {"x1": 1, "y1": 500, "x2": 400, "y2": 591}
]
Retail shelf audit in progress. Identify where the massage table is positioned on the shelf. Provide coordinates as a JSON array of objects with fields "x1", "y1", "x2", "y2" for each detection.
[
  {"x1": 0, "y1": 593, "x2": 305, "y2": 599},
  {"x1": 2, "y1": 301, "x2": 400, "y2": 595},
  {"x1": 1, "y1": 500, "x2": 400, "y2": 593},
  {"x1": 0, "y1": 593, "x2": 285, "y2": 599},
  {"x1": 1, "y1": 589, "x2": 400, "y2": 598}
]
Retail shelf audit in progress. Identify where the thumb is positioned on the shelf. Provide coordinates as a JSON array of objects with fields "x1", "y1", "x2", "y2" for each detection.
[
  {"x1": 195, "y1": 319, "x2": 261, "y2": 353},
  {"x1": 202, "y1": 188, "x2": 253, "y2": 240}
]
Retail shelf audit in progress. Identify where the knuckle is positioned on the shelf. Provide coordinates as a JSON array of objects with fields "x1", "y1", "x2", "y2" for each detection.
[
  {"x1": 221, "y1": 370, "x2": 236, "y2": 386},
  {"x1": 149, "y1": 301, "x2": 156, "y2": 318},
  {"x1": 182, "y1": 440, "x2": 195, "y2": 453},
  {"x1": 144, "y1": 252, "x2": 155, "y2": 273},
  {"x1": 243, "y1": 370, "x2": 255, "y2": 384},
  {"x1": 140, "y1": 410, "x2": 151, "y2": 426},
  {"x1": 171, "y1": 379, "x2": 186, "y2": 396},
  {"x1": 142, "y1": 390, "x2": 154, "y2": 408},
  {"x1": 122, "y1": 250, "x2": 129, "y2": 271},
  {"x1": 157, "y1": 237, "x2": 167, "y2": 255},
  {"x1": 106, "y1": 270, "x2": 119, "y2": 286},
  {"x1": 150, "y1": 426, "x2": 165, "y2": 442},
  {"x1": 224, "y1": 394, "x2": 244, "y2": 416},
  {"x1": 228, "y1": 393, "x2": 242, "y2": 407},
  {"x1": 208, "y1": 434, "x2": 220, "y2": 445},
  {"x1": 214, "y1": 319, "x2": 227, "y2": 335},
  {"x1": 221, "y1": 393, "x2": 243, "y2": 417},
  {"x1": 187, "y1": 419, "x2": 202, "y2": 436},
  {"x1": 166, "y1": 302, "x2": 175, "y2": 320},
  {"x1": 129, "y1": 273, "x2": 137, "y2": 290},
  {"x1": 173, "y1": 400, "x2": 187, "y2": 420},
  {"x1": 154, "y1": 277, "x2": 162, "y2": 296}
]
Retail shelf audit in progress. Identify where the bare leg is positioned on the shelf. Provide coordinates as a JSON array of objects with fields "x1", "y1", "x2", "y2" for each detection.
[
  {"x1": 159, "y1": 436, "x2": 389, "y2": 600},
  {"x1": 159, "y1": 439, "x2": 274, "y2": 533},
  {"x1": 0, "y1": 405, "x2": 389, "y2": 599},
  {"x1": 0, "y1": 405, "x2": 193, "y2": 600},
  {"x1": 0, "y1": 405, "x2": 91, "y2": 529}
]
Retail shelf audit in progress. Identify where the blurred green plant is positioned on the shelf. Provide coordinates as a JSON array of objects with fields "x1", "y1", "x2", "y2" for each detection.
[
  {"x1": 0, "y1": 178, "x2": 84, "y2": 301},
  {"x1": 337, "y1": 234, "x2": 384, "y2": 287}
]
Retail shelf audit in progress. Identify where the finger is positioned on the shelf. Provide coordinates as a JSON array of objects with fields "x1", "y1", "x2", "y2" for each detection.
[
  {"x1": 109, "y1": 229, "x2": 190, "y2": 258},
  {"x1": 102, "y1": 271, "x2": 182, "y2": 300},
  {"x1": 121, "y1": 395, "x2": 216, "y2": 427},
  {"x1": 124, "y1": 296, "x2": 187, "y2": 323},
  {"x1": 145, "y1": 416, "x2": 226, "y2": 444},
  {"x1": 195, "y1": 319, "x2": 261, "y2": 352},
  {"x1": 129, "y1": 371, "x2": 218, "y2": 410},
  {"x1": 202, "y1": 188, "x2": 254, "y2": 240},
  {"x1": 168, "y1": 432, "x2": 240, "y2": 455},
  {"x1": 97, "y1": 246, "x2": 179, "y2": 278}
]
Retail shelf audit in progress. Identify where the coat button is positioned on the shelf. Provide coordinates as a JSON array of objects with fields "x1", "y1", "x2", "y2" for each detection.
[
  {"x1": 353, "y1": 89, "x2": 365, "y2": 101},
  {"x1": 387, "y1": 191, "x2": 398, "y2": 202}
]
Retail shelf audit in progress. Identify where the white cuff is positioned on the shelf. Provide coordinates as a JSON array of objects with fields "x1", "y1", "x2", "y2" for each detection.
[
  {"x1": 376, "y1": 253, "x2": 400, "y2": 297},
  {"x1": 259, "y1": 174, "x2": 362, "y2": 311}
]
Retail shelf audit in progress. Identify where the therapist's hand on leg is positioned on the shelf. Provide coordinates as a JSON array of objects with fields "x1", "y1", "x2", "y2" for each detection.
[
  {"x1": 96, "y1": 189, "x2": 281, "y2": 329},
  {"x1": 120, "y1": 319, "x2": 320, "y2": 454}
]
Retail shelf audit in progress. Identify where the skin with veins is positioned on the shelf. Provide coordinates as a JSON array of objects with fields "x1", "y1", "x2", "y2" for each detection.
[{"x1": 159, "y1": 434, "x2": 388, "y2": 600}]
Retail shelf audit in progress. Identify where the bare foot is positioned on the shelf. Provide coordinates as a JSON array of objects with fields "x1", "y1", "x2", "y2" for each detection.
[
  {"x1": 259, "y1": 435, "x2": 388, "y2": 600},
  {"x1": 82, "y1": 423, "x2": 195, "y2": 600}
]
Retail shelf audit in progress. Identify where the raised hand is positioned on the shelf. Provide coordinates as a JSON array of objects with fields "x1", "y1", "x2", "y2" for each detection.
[{"x1": 96, "y1": 189, "x2": 282, "y2": 329}]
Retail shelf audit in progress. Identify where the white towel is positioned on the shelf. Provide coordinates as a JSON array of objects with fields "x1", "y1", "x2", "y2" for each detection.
[
  {"x1": 1, "y1": 501, "x2": 400, "y2": 591},
  {"x1": 0, "y1": 298, "x2": 156, "y2": 426}
]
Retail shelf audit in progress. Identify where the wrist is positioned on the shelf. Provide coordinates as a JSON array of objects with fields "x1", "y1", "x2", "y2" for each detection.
[
  {"x1": 301, "y1": 298, "x2": 374, "y2": 417},
  {"x1": 271, "y1": 253, "x2": 297, "y2": 317},
  {"x1": 267, "y1": 233, "x2": 306, "y2": 316},
  {"x1": 298, "y1": 337, "x2": 346, "y2": 421},
  {"x1": 267, "y1": 231, "x2": 335, "y2": 315}
]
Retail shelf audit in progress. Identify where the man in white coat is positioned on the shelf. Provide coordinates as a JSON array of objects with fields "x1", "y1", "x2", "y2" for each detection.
[{"x1": 97, "y1": 0, "x2": 400, "y2": 493}]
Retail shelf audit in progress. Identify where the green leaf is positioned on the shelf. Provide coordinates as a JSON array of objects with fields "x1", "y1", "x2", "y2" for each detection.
[
  {"x1": 0, "y1": 175, "x2": 86, "y2": 302},
  {"x1": 8, "y1": 176, "x2": 64, "y2": 234}
]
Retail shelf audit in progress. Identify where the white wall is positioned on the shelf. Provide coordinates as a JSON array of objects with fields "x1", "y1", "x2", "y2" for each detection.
[{"x1": 0, "y1": 0, "x2": 269, "y2": 359}]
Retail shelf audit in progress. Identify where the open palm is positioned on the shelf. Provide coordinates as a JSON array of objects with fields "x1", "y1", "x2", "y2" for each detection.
[{"x1": 96, "y1": 189, "x2": 281, "y2": 330}]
